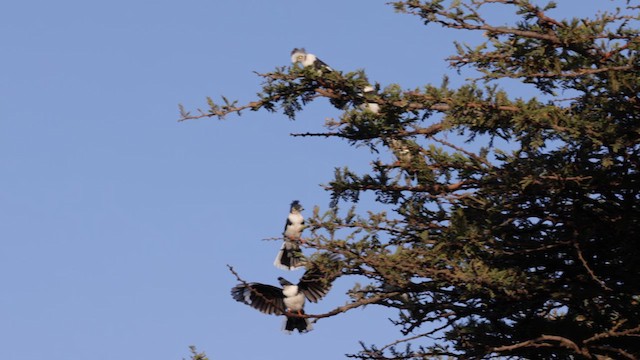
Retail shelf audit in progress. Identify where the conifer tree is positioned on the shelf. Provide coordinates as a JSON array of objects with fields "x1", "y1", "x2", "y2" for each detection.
[{"x1": 182, "y1": 1, "x2": 640, "y2": 358}]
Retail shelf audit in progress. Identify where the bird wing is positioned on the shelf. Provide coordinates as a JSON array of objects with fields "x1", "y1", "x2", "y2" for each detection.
[
  {"x1": 283, "y1": 216, "x2": 292, "y2": 233},
  {"x1": 298, "y1": 253, "x2": 341, "y2": 303},
  {"x1": 231, "y1": 283, "x2": 286, "y2": 315},
  {"x1": 314, "y1": 57, "x2": 333, "y2": 72}
]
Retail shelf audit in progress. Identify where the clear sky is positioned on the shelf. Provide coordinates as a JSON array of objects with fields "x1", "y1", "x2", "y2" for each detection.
[{"x1": 0, "y1": 1, "x2": 623, "y2": 359}]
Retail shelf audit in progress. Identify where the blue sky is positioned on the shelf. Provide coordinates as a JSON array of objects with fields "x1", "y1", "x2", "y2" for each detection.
[{"x1": 0, "y1": 1, "x2": 623, "y2": 359}]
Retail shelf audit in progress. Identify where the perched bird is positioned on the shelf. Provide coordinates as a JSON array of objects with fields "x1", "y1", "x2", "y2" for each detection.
[
  {"x1": 231, "y1": 254, "x2": 339, "y2": 333},
  {"x1": 358, "y1": 85, "x2": 380, "y2": 114},
  {"x1": 388, "y1": 138, "x2": 415, "y2": 165},
  {"x1": 387, "y1": 138, "x2": 432, "y2": 183},
  {"x1": 290, "y1": 48, "x2": 380, "y2": 113},
  {"x1": 290, "y1": 48, "x2": 333, "y2": 72},
  {"x1": 274, "y1": 200, "x2": 306, "y2": 270}
]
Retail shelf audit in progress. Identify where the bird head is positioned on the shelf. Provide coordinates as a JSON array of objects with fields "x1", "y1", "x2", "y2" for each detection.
[
  {"x1": 290, "y1": 48, "x2": 307, "y2": 64},
  {"x1": 278, "y1": 277, "x2": 294, "y2": 287},
  {"x1": 290, "y1": 200, "x2": 304, "y2": 212}
]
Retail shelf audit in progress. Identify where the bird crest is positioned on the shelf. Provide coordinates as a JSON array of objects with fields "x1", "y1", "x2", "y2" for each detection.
[
  {"x1": 290, "y1": 48, "x2": 306, "y2": 63},
  {"x1": 290, "y1": 200, "x2": 303, "y2": 211},
  {"x1": 290, "y1": 47, "x2": 306, "y2": 55}
]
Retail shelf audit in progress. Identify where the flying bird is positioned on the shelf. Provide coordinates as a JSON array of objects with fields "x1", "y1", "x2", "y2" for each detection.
[
  {"x1": 290, "y1": 48, "x2": 333, "y2": 72},
  {"x1": 274, "y1": 200, "x2": 306, "y2": 270},
  {"x1": 231, "y1": 254, "x2": 339, "y2": 333}
]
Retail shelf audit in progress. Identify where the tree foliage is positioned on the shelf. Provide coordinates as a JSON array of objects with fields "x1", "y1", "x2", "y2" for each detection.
[
  {"x1": 182, "y1": 1, "x2": 640, "y2": 359},
  {"x1": 185, "y1": 346, "x2": 210, "y2": 360}
]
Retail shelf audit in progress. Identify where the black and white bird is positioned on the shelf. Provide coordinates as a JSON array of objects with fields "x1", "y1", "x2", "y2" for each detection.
[
  {"x1": 358, "y1": 85, "x2": 380, "y2": 114},
  {"x1": 231, "y1": 255, "x2": 338, "y2": 333},
  {"x1": 290, "y1": 48, "x2": 333, "y2": 72},
  {"x1": 274, "y1": 200, "x2": 306, "y2": 270}
]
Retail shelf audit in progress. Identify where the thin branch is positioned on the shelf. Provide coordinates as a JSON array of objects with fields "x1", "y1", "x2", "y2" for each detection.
[
  {"x1": 403, "y1": 122, "x2": 446, "y2": 137},
  {"x1": 378, "y1": 320, "x2": 454, "y2": 352},
  {"x1": 539, "y1": 175, "x2": 593, "y2": 182},
  {"x1": 498, "y1": 241, "x2": 571, "y2": 255},
  {"x1": 398, "y1": 91, "x2": 521, "y2": 112},
  {"x1": 291, "y1": 131, "x2": 356, "y2": 138},
  {"x1": 323, "y1": 181, "x2": 475, "y2": 198},
  {"x1": 472, "y1": 65, "x2": 638, "y2": 79},
  {"x1": 590, "y1": 345, "x2": 637, "y2": 360},
  {"x1": 573, "y1": 240, "x2": 613, "y2": 292},
  {"x1": 307, "y1": 292, "x2": 403, "y2": 320},
  {"x1": 179, "y1": 96, "x2": 281, "y2": 121},
  {"x1": 601, "y1": 41, "x2": 631, "y2": 62},
  {"x1": 432, "y1": 137, "x2": 494, "y2": 168},
  {"x1": 400, "y1": 2, "x2": 562, "y2": 43},
  {"x1": 493, "y1": 334, "x2": 591, "y2": 358},
  {"x1": 585, "y1": 322, "x2": 640, "y2": 344}
]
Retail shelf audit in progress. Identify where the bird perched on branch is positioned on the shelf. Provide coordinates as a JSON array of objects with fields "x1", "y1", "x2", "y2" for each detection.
[
  {"x1": 358, "y1": 85, "x2": 380, "y2": 114},
  {"x1": 290, "y1": 48, "x2": 333, "y2": 72},
  {"x1": 231, "y1": 254, "x2": 339, "y2": 333},
  {"x1": 387, "y1": 138, "x2": 433, "y2": 183},
  {"x1": 290, "y1": 48, "x2": 381, "y2": 113},
  {"x1": 388, "y1": 138, "x2": 415, "y2": 165},
  {"x1": 274, "y1": 200, "x2": 306, "y2": 270}
]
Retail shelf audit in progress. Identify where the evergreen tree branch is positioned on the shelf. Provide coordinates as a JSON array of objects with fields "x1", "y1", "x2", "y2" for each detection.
[
  {"x1": 584, "y1": 322, "x2": 640, "y2": 344},
  {"x1": 189, "y1": 1, "x2": 640, "y2": 358}
]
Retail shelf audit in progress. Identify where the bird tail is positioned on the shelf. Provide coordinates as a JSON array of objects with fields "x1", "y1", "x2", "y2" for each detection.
[
  {"x1": 282, "y1": 310, "x2": 313, "y2": 334},
  {"x1": 273, "y1": 240, "x2": 306, "y2": 271}
]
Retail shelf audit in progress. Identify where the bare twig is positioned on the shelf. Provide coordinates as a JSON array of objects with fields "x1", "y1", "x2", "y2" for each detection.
[
  {"x1": 493, "y1": 334, "x2": 591, "y2": 358},
  {"x1": 307, "y1": 292, "x2": 402, "y2": 320},
  {"x1": 573, "y1": 240, "x2": 613, "y2": 292},
  {"x1": 585, "y1": 322, "x2": 640, "y2": 344},
  {"x1": 378, "y1": 320, "x2": 454, "y2": 352}
]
